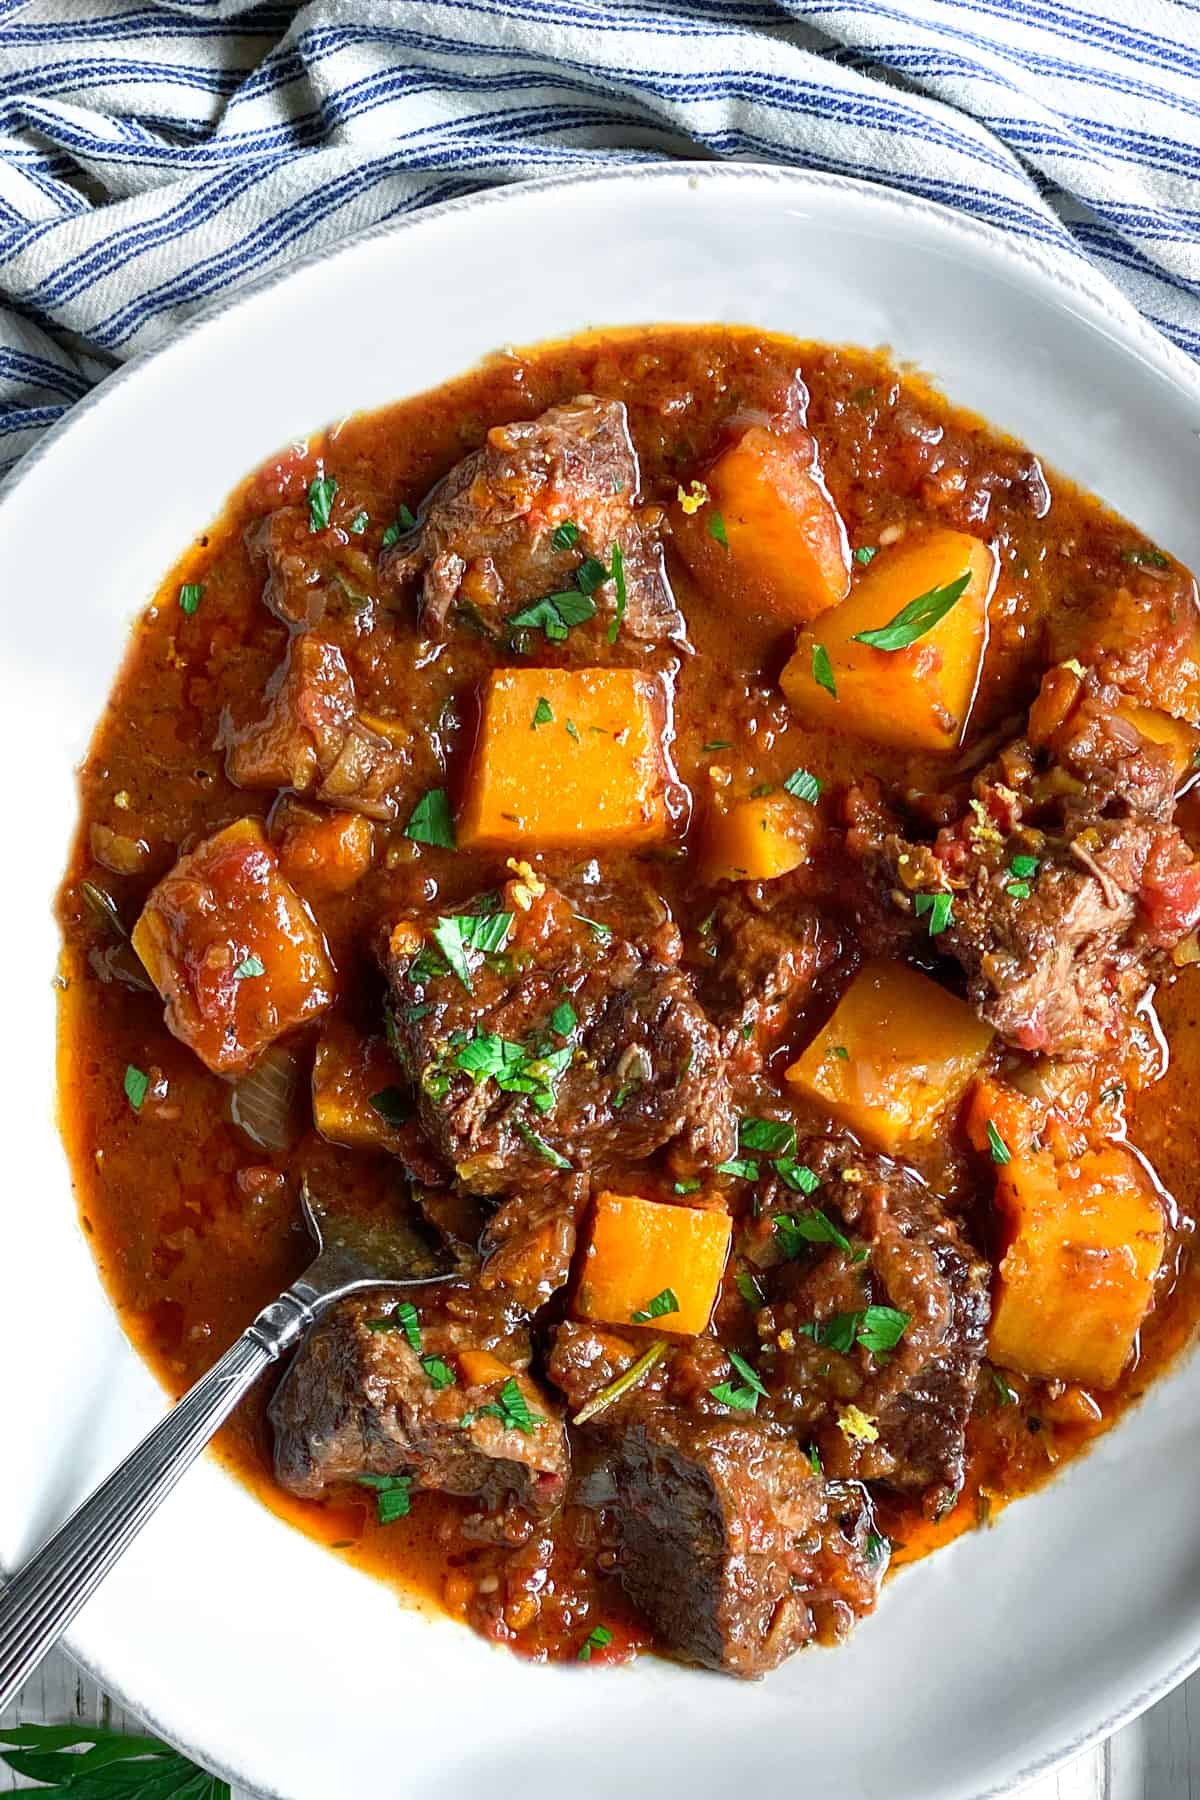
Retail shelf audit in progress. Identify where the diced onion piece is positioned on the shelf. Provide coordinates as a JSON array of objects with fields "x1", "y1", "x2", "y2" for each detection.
[{"x1": 230, "y1": 1046, "x2": 303, "y2": 1151}]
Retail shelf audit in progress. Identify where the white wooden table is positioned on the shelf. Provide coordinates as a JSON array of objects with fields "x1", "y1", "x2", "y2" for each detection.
[{"x1": 2, "y1": 1649, "x2": 1196, "y2": 1797}]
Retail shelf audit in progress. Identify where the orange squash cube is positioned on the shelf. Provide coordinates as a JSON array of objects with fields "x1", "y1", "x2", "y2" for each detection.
[
  {"x1": 786, "y1": 959, "x2": 993, "y2": 1152},
  {"x1": 457, "y1": 1348, "x2": 516, "y2": 1387},
  {"x1": 271, "y1": 797, "x2": 374, "y2": 897},
  {"x1": 990, "y1": 1145, "x2": 1164, "y2": 1388},
  {"x1": 131, "y1": 818, "x2": 334, "y2": 1076},
  {"x1": 699, "y1": 790, "x2": 819, "y2": 884},
  {"x1": 1116, "y1": 700, "x2": 1200, "y2": 782},
  {"x1": 672, "y1": 424, "x2": 850, "y2": 626},
  {"x1": 311, "y1": 1020, "x2": 410, "y2": 1151},
  {"x1": 781, "y1": 529, "x2": 997, "y2": 753},
  {"x1": 458, "y1": 668, "x2": 671, "y2": 850},
  {"x1": 577, "y1": 1191, "x2": 732, "y2": 1336}
]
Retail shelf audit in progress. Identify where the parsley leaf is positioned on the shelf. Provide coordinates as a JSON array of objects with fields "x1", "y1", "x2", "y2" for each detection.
[
  {"x1": 853, "y1": 545, "x2": 877, "y2": 565},
  {"x1": 736, "y1": 1269, "x2": 765, "y2": 1307},
  {"x1": 607, "y1": 542, "x2": 627, "y2": 644},
  {"x1": 573, "y1": 912, "x2": 612, "y2": 941},
  {"x1": 799, "y1": 1311, "x2": 861, "y2": 1354},
  {"x1": 403, "y1": 787, "x2": 456, "y2": 849},
  {"x1": 453, "y1": 1027, "x2": 569, "y2": 1111},
  {"x1": 478, "y1": 1375, "x2": 546, "y2": 1435},
  {"x1": 914, "y1": 891, "x2": 954, "y2": 936},
  {"x1": 1010, "y1": 853, "x2": 1039, "y2": 878},
  {"x1": 421, "y1": 1354, "x2": 456, "y2": 1390},
  {"x1": 716, "y1": 1156, "x2": 760, "y2": 1181},
  {"x1": 783, "y1": 767, "x2": 821, "y2": 804},
  {"x1": 178, "y1": 582, "x2": 203, "y2": 615},
  {"x1": 369, "y1": 1086, "x2": 412, "y2": 1130},
  {"x1": 576, "y1": 556, "x2": 609, "y2": 594},
  {"x1": 233, "y1": 953, "x2": 265, "y2": 980},
  {"x1": 509, "y1": 589, "x2": 597, "y2": 642},
  {"x1": 773, "y1": 1208, "x2": 853, "y2": 1257},
  {"x1": 674, "y1": 1176, "x2": 701, "y2": 1195},
  {"x1": 123, "y1": 1064, "x2": 149, "y2": 1112},
  {"x1": 531, "y1": 696, "x2": 554, "y2": 728},
  {"x1": 740, "y1": 1116, "x2": 796, "y2": 1156},
  {"x1": 852, "y1": 572, "x2": 971, "y2": 651},
  {"x1": 709, "y1": 1348, "x2": 767, "y2": 1412},
  {"x1": 986, "y1": 1119, "x2": 1011, "y2": 1165},
  {"x1": 348, "y1": 509, "x2": 369, "y2": 534},
  {"x1": 776, "y1": 1158, "x2": 820, "y2": 1194},
  {"x1": 631, "y1": 1287, "x2": 679, "y2": 1325},
  {"x1": 307, "y1": 474, "x2": 337, "y2": 532},
  {"x1": 708, "y1": 511, "x2": 729, "y2": 548},
  {"x1": 578, "y1": 1623, "x2": 613, "y2": 1661},
  {"x1": 857, "y1": 1305, "x2": 911, "y2": 1355},
  {"x1": 357, "y1": 1472, "x2": 412, "y2": 1523},
  {"x1": 365, "y1": 1300, "x2": 421, "y2": 1350},
  {"x1": 430, "y1": 910, "x2": 514, "y2": 992},
  {"x1": 552, "y1": 520, "x2": 580, "y2": 549},
  {"x1": 514, "y1": 1117, "x2": 571, "y2": 1168},
  {"x1": 812, "y1": 642, "x2": 838, "y2": 697},
  {"x1": 992, "y1": 1368, "x2": 1018, "y2": 1406},
  {"x1": 550, "y1": 999, "x2": 577, "y2": 1036},
  {"x1": 381, "y1": 503, "x2": 418, "y2": 548},
  {"x1": 1120, "y1": 546, "x2": 1169, "y2": 568}
]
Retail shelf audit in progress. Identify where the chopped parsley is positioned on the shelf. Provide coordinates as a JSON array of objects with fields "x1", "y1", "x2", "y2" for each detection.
[
  {"x1": 853, "y1": 545, "x2": 878, "y2": 566},
  {"x1": 348, "y1": 509, "x2": 369, "y2": 534},
  {"x1": 631, "y1": 1287, "x2": 679, "y2": 1325},
  {"x1": 576, "y1": 556, "x2": 609, "y2": 594},
  {"x1": 828, "y1": 1044, "x2": 850, "y2": 1060},
  {"x1": 773, "y1": 1208, "x2": 852, "y2": 1258},
  {"x1": 307, "y1": 474, "x2": 337, "y2": 533},
  {"x1": 403, "y1": 787, "x2": 456, "y2": 849},
  {"x1": 357, "y1": 1473, "x2": 412, "y2": 1524},
  {"x1": 508, "y1": 589, "x2": 597, "y2": 643},
  {"x1": 807, "y1": 1442, "x2": 823, "y2": 1475},
  {"x1": 430, "y1": 910, "x2": 515, "y2": 992},
  {"x1": 783, "y1": 767, "x2": 822, "y2": 804},
  {"x1": 986, "y1": 1119, "x2": 1011, "y2": 1165},
  {"x1": 800, "y1": 1306, "x2": 910, "y2": 1357},
  {"x1": 453, "y1": 1028, "x2": 570, "y2": 1112},
  {"x1": 1006, "y1": 881, "x2": 1031, "y2": 900},
  {"x1": 552, "y1": 520, "x2": 580, "y2": 550},
  {"x1": 852, "y1": 571, "x2": 971, "y2": 651},
  {"x1": 716, "y1": 1156, "x2": 760, "y2": 1181},
  {"x1": 578, "y1": 1623, "x2": 613, "y2": 1661},
  {"x1": 531, "y1": 696, "x2": 554, "y2": 728},
  {"x1": 565, "y1": 718, "x2": 580, "y2": 741},
  {"x1": 702, "y1": 739, "x2": 732, "y2": 752},
  {"x1": 607, "y1": 543, "x2": 627, "y2": 644},
  {"x1": 366, "y1": 1300, "x2": 421, "y2": 1351},
  {"x1": 992, "y1": 1368, "x2": 1018, "y2": 1406},
  {"x1": 865, "y1": 1529, "x2": 889, "y2": 1563},
  {"x1": 708, "y1": 511, "x2": 729, "y2": 548},
  {"x1": 573, "y1": 912, "x2": 612, "y2": 942},
  {"x1": 739, "y1": 1117, "x2": 796, "y2": 1156},
  {"x1": 123, "y1": 1064, "x2": 149, "y2": 1112},
  {"x1": 178, "y1": 582, "x2": 203, "y2": 615},
  {"x1": 812, "y1": 642, "x2": 838, "y2": 697},
  {"x1": 709, "y1": 1348, "x2": 768, "y2": 1412},
  {"x1": 1010, "y1": 853, "x2": 1039, "y2": 879},
  {"x1": 514, "y1": 1117, "x2": 571, "y2": 1168},
  {"x1": 478, "y1": 1375, "x2": 547, "y2": 1435},
  {"x1": 381, "y1": 503, "x2": 418, "y2": 548},
  {"x1": 421, "y1": 1355, "x2": 456, "y2": 1390},
  {"x1": 674, "y1": 1176, "x2": 702, "y2": 1195},
  {"x1": 736, "y1": 1269, "x2": 765, "y2": 1307},
  {"x1": 914, "y1": 890, "x2": 954, "y2": 936},
  {"x1": 550, "y1": 999, "x2": 577, "y2": 1037},
  {"x1": 368, "y1": 1086, "x2": 412, "y2": 1130},
  {"x1": 233, "y1": 954, "x2": 265, "y2": 980},
  {"x1": 1120, "y1": 546, "x2": 1169, "y2": 568},
  {"x1": 776, "y1": 1159, "x2": 820, "y2": 1194}
]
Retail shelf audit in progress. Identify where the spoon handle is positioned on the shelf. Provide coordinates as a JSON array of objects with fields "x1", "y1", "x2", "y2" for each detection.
[{"x1": 0, "y1": 1291, "x2": 312, "y2": 1713}]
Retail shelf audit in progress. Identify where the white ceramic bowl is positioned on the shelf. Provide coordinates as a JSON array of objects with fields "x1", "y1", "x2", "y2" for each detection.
[{"x1": 4, "y1": 164, "x2": 1200, "y2": 1800}]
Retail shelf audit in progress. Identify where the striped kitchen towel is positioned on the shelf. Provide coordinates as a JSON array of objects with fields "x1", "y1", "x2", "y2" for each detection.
[{"x1": 2, "y1": 0, "x2": 1200, "y2": 478}]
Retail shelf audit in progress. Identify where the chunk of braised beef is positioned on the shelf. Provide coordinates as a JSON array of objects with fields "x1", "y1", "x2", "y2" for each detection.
[
  {"x1": 697, "y1": 884, "x2": 846, "y2": 1064},
  {"x1": 246, "y1": 503, "x2": 381, "y2": 629},
  {"x1": 847, "y1": 668, "x2": 1200, "y2": 1056},
  {"x1": 380, "y1": 396, "x2": 682, "y2": 645},
  {"x1": 748, "y1": 1144, "x2": 990, "y2": 1516},
  {"x1": 270, "y1": 1291, "x2": 568, "y2": 1542},
  {"x1": 384, "y1": 878, "x2": 735, "y2": 1193},
  {"x1": 218, "y1": 635, "x2": 409, "y2": 820},
  {"x1": 480, "y1": 1173, "x2": 590, "y2": 1310},
  {"x1": 1049, "y1": 567, "x2": 1200, "y2": 726},
  {"x1": 549, "y1": 1324, "x2": 883, "y2": 1676}
]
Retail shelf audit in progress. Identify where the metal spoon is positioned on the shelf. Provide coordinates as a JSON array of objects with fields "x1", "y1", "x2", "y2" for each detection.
[{"x1": 0, "y1": 1182, "x2": 450, "y2": 1711}]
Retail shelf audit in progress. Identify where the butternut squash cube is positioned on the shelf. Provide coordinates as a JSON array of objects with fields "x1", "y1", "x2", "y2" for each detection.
[
  {"x1": 990, "y1": 1145, "x2": 1164, "y2": 1389},
  {"x1": 312, "y1": 1019, "x2": 410, "y2": 1151},
  {"x1": 699, "y1": 790, "x2": 819, "y2": 885},
  {"x1": 672, "y1": 424, "x2": 850, "y2": 626},
  {"x1": 132, "y1": 818, "x2": 334, "y2": 1076},
  {"x1": 786, "y1": 958, "x2": 993, "y2": 1152},
  {"x1": 781, "y1": 529, "x2": 997, "y2": 753},
  {"x1": 577, "y1": 1191, "x2": 732, "y2": 1337},
  {"x1": 458, "y1": 668, "x2": 671, "y2": 850},
  {"x1": 271, "y1": 796, "x2": 374, "y2": 897},
  {"x1": 457, "y1": 1348, "x2": 516, "y2": 1387}
]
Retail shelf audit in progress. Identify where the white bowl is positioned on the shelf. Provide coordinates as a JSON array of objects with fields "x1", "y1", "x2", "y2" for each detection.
[{"x1": 4, "y1": 163, "x2": 1200, "y2": 1800}]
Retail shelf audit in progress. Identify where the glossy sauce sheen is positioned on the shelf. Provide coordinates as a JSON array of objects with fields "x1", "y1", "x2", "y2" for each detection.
[{"x1": 57, "y1": 327, "x2": 1200, "y2": 1664}]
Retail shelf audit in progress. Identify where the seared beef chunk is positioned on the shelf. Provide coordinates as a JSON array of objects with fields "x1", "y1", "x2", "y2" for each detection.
[
  {"x1": 385, "y1": 877, "x2": 735, "y2": 1192},
  {"x1": 748, "y1": 1141, "x2": 990, "y2": 1515},
  {"x1": 270, "y1": 1291, "x2": 568, "y2": 1538},
  {"x1": 699, "y1": 885, "x2": 846, "y2": 1063},
  {"x1": 550, "y1": 1326, "x2": 883, "y2": 1676},
  {"x1": 480, "y1": 1174, "x2": 590, "y2": 1310},
  {"x1": 1050, "y1": 566, "x2": 1200, "y2": 726},
  {"x1": 219, "y1": 635, "x2": 409, "y2": 820},
  {"x1": 848, "y1": 666, "x2": 1200, "y2": 1056},
  {"x1": 380, "y1": 396, "x2": 682, "y2": 645},
  {"x1": 247, "y1": 503, "x2": 381, "y2": 629}
]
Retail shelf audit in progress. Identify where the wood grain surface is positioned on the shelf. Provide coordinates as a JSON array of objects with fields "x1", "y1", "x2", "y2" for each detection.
[{"x1": 2, "y1": 1646, "x2": 1195, "y2": 1797}]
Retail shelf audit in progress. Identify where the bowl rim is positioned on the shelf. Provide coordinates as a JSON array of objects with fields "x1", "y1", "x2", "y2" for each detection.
[{"x1": 8, "y1": 155, "x2": 1200, "y2": 1800}]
